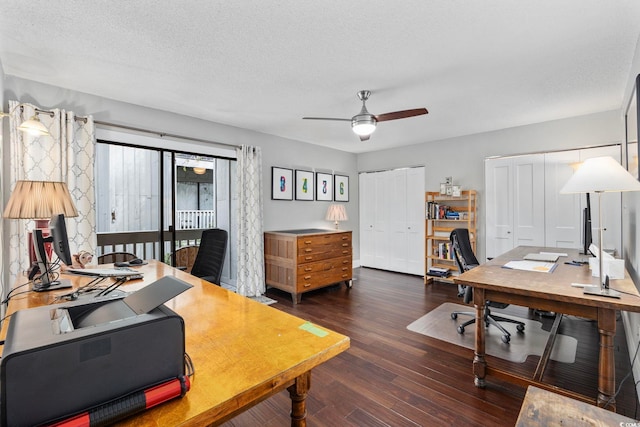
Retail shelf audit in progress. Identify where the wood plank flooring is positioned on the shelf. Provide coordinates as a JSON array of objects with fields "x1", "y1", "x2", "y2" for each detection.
[{"x1": 221, "y1": 267, "x2": 639, "y2": 426}]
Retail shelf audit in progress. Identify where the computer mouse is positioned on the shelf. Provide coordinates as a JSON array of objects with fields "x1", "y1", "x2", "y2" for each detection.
[{"x1": 129, "y1": 258, "x2": 144, "y2": 265}]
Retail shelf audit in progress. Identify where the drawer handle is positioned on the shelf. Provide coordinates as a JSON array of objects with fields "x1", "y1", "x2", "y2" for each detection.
[
  {"x1": 342, "y1": 260, "x2": 349, "y2": 264},
  {"x1": 305, "y1": 256, "x2": 313, "y2": 261},
  {"x1": 304, "y1": 248, "x2": 313, "y2": 253},
  {"x1": 304, "y1": 240, "x2": 312, "y2": 244},
  {"x1": 341, "y1": 274, "x2": 348, "y2": 278},
  {"x1": 304, "y1": 267, "x2": 313, "y2": 272},
  {"x1": 341, "y1": 267, "x2": 348, "y2": 271},
  {"x1": 304, "y1": 275, "x2": 312, "y2": 280},
  {"x1": 304, "y1": 283, "x2": 312, "y2": 288},
  {"x1": 342, "y1": 250, "x2": 349, "y2": 254},
  {"x1": 342, "y1": 243, "x2": 349, "y2": 247},
  {"x1": 341, "y1": 236, "x2": 348, "y2": 240}
]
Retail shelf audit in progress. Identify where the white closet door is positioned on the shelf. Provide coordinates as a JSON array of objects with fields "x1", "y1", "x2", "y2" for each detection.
[
  {"x1": 373, "y1": 170, "x2": 391, "y2": 270},
  {"x1": 485, "y1": 157, "x2": 514, "y2": 259},
  {"x1": 359, "y1": 173, "x2": 375, "y2": 267},
  {"x1": 389, "y1": 169, "x2": 408, "y2": 272},
  {"x1": 513, "y1": 154, "x2": 545, "y2": 248},
  {"x1": 545, "y1": 150, "x2": 582, "y2": 248},
  {"x1": 485, "y1": 154, "x2": 544, "y2": 259},
  {"x1": 358, "y1": 167, "x2": 425, "y2": 274},
  {"x1": 405, "y1": 167, "x2": 425, "y2": 275}
]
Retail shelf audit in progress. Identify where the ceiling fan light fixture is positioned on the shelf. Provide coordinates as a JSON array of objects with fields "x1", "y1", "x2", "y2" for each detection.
[{"x1": 352, "y1": 115, "x2": 377, "y2": 136}]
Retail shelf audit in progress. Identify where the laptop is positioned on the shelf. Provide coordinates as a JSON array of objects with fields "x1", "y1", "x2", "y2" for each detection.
[
  {"x1": 523, "y1": 253, "x2": 560, "y2": 262},
  {"x1": 66, "y1": 267, "x2": 144, "y2": 278}
]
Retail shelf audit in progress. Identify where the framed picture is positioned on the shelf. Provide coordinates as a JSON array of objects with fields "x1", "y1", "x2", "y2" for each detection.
[
  {"x1": 271, "y1": 167, "x2": 293, "y2": 200},
  {"x1": 295, "y1": 169, "x2": 314, "y2": 201},
  {"x1": 625, "y1": 74, "x2": 639, "y2": 179},
  {"x1": 334, "y1": 174, "x2": 349, "y2": 202},
  {"x1": 440, "y1": 183, "x2": 447, "y2": 195},
  {"x1": 452, "y1": 185, "x2": 461, "y2": 197},
  {"x1": 316, "y1": 172, "x2": 333, "y2": 201}
]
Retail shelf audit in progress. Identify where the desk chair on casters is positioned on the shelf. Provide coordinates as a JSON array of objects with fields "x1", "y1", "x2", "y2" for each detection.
[
  {"x1": 449, "y1": 228, "x2": 525, "y2": 344},
  {"x1": 190, "y1": 228, "x2": 228, "y2": 286}
]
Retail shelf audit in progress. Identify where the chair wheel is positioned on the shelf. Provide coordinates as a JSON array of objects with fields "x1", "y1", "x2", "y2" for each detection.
[
  {"x1": 457, "y1": 325, "x2": 465, "y2": 334},
  {"x1": 451, "y1": 313, "x2": 458, "y2": 320},
  {"x1": 501, "y1": 335, "x2": 510, "y2": 344},
  {"x1": 516, "y1": 324, "x2": 525, "y2": 333}
]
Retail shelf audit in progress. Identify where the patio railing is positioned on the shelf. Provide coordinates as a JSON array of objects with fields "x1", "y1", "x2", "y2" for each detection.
[
  {"x1": 176, "y1": 210, "x2": 216, "y2": 230},
  {"x1": 96, "y1": 229, "x2": 205, "y2": 261}
]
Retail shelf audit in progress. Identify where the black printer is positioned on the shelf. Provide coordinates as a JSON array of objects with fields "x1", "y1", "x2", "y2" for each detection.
[{"x1": 1, "y1": 276, "x2": 192, "y2": 427}]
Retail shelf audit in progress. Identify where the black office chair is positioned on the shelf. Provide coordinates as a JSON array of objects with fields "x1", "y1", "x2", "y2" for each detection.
[
  {"x1": 190, "y1": 228, "x2": 228, "y2": 286},
  {"x1": 449, "y1": 228, "x2": 524, "y2": 344}
]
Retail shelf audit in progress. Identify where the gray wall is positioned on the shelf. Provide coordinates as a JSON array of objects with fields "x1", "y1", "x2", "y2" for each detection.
[{"x1": 2, "y1": 76, "x2": 359, "y2": 263}]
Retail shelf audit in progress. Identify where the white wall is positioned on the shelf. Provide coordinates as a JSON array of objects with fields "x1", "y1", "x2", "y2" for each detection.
[{"x1": 358, "y1": 110, "x2": 623, "y2": 262}]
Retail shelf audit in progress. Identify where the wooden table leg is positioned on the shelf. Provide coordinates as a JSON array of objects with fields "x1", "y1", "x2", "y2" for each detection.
[
  {"x1": 288, "y1": 371, "x2": 311, "y2": 427},
  {"x1": 473, "y1": 288, "x2": 487, "y2": 387},
  {"x1": 597, "y1": 308, "x2": 616, "y2": 410}
]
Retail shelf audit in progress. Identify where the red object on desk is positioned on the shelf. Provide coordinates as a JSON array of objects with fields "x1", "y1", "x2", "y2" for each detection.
[{"x1": 48, "y1": 376, "x2": 190, "y2": 427}]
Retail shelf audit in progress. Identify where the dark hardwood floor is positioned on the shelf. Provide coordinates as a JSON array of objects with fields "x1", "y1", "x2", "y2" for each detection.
[{"x1": 222, "y1": 267, "x2": 639, "y2": 426}]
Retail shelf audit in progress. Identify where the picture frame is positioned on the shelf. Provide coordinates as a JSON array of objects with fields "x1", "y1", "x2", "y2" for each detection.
[
  {"x1": 440, "y1": 183, "x2": 447, "y2": 195},
  {"x1": 271, "y1": 167, "x2": 293, "y2": 200},
  {"x1": 334, "y1": 174, "x2": 349, "y2": 202},
  {"x1": 625, "y1": 74, "x2": 639, "y2": 179},
  {"x1": 451, "y1": 185, "x2": 461, "y2": 197},
  {"x1": 316, "y1": 172, "x2": 333, "y2": 201},
  {"x1": 295, "y1": 169, "x2": 314, "y2": 201}
]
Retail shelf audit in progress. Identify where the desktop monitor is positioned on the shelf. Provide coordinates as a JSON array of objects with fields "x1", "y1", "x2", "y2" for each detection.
[
  {"x1": 30, "y1": 214, "x2": 72, "y2": 292},
  {"x1": 49, "y1": 213, "x2": 73, "y2": 266},
  {"x1": 582, "y1": 193, "x2": 592, "y2": 255}
]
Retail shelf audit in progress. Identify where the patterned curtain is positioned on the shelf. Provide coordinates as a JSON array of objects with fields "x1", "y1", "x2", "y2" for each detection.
[
  {"x1": 7, "y1": 101, "x2": 96, "y2": 282},
  {"x1": 235, "y1": 145, "x2": 264, "y2": 297}
]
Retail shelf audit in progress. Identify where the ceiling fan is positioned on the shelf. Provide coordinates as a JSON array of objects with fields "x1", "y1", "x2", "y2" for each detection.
[{"x1": 303, "y1": 90, "x2": 428, "y2": 141}]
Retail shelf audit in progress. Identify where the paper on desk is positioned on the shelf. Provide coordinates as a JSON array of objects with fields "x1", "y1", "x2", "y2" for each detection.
[{"x1": 503, "y1": 260, "x2": 558, "y2": 273}]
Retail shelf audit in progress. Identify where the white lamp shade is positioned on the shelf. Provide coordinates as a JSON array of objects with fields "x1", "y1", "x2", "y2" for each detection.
[
  {"x1": 326, "y1": 204, "x2": 348, "y2": 222},
  {"x1": 17, "y1": 115, "x2": 50, "y2": 136},
  {"x1": 560, "y1": 156, "x2": 640, "y2": 194}
]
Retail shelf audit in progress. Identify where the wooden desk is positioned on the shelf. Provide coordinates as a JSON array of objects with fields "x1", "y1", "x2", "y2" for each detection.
[
  {"x1": 454, "y1": 246, "x2": 640, "y2": 410},
  {"x1": 1, "y1": 261, "x2": 350, "y2": 426},
  {"x1": 516, "y1": 385, "x2": 636, "y2": 426}
]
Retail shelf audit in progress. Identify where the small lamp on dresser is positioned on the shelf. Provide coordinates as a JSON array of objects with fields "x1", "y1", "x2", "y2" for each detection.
[{"x1": 326, "y1": 204, "x2": 348, "y2": 229}]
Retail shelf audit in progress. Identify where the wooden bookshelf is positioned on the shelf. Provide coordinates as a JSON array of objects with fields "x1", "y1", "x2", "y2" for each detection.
[{"x1": 424, "y1": 190, "x2": 477, "y2": 284}]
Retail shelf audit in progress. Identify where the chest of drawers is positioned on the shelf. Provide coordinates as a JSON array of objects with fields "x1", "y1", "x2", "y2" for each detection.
[{"x1": 264, "y1": 229, "x2": 353, "y2": 303}]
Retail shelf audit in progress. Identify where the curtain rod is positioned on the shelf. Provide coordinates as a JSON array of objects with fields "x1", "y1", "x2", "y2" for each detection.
[{"x1": 93, "y1": 120, "x2": 241, "y2": 149}]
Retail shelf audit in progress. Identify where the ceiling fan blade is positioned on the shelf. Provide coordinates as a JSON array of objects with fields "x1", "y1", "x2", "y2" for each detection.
[
  {"x1": 375, "y1": 108, "x2": 428, "y2": 122},
  {"x1": 359, "y1": 134, "x2": 370, "y2": 142},
  {"x1": 302, "y1": 117, "x2": 351, "y2": 122}
]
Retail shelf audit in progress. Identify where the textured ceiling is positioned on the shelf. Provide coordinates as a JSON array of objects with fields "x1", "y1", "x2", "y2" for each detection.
[{"x1": 1, "y1": 1, "x2": 640, "y2": 153}]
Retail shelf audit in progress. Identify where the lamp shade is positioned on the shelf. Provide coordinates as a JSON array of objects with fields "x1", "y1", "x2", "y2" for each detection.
[
  {"x1": 3, "y1": 180, "x2": 78, "y2": 219},
  {"x1": 326, "y1": 204, "x2": 348, "y2": 222},
  {"x1": 560, "y1": 156, "x2": 640, "y2": 194},
  {"x1": 17, "y1": 114, "x2": 50, "y2": 136}
]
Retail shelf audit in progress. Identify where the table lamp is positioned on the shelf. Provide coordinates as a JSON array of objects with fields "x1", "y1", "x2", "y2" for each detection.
[
  {"x1": 326, "y1": 204, "x2": 348, "y2": 229},
  {"x1": 560, "y1": 156, "x2": 640, "y2": 298},
  {"x1": 3, "y1": 180, "x2": 78, "y2": 264}
]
